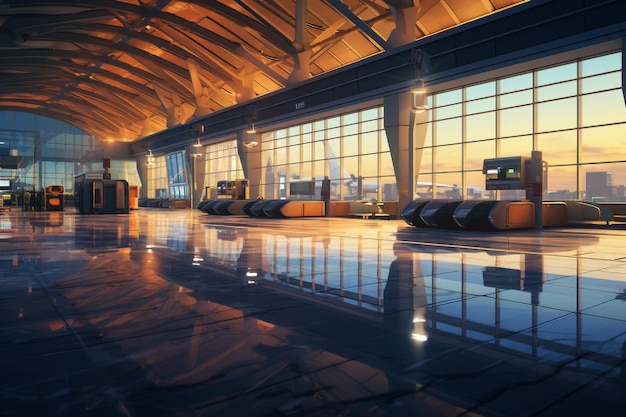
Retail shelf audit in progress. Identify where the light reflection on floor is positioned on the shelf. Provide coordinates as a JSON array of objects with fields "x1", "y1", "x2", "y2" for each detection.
[{"x1": 1, "y1": 208, "x2": 625, "y2": 416}]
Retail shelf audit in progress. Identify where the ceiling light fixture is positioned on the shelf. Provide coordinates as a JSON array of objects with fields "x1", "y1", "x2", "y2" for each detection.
[{"x1": 146, "y1": 148, "x2": 154, "y2": 165}]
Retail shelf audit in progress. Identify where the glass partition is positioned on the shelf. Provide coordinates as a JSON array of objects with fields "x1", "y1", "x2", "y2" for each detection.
[{"x1": 416, "y1": 51, "x2": 626, "y2": 201}]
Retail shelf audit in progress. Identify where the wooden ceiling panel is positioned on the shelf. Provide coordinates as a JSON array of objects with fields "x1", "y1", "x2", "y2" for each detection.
[{"x1": 0, "y1": 0, "x2": 527, "y2": 140}]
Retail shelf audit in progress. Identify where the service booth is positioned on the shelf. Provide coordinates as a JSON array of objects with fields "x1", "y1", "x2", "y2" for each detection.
[
  {"x1": 208, "y1": 179, "x2": 249, "y2": 200},
  {"x1": 44, "y1": 185, "x2": 65, "y2": 211},
  {"x1": 74, "y1": 174, "x2": 130, "y2": 214}
]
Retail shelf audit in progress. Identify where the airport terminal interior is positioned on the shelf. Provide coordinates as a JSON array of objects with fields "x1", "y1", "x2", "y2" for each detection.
[
  {"x1": 1, "y1": 208, "x2": 625, "y2": 416},
  {"x1": 1, "y1": 0, "x2": 626, "y2": 416}
]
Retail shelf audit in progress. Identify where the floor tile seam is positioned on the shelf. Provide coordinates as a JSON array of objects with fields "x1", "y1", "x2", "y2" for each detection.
[
  {"x1": 425, "y1": 319, "x2": 622, "y2": 374},
  {"x1": 265, "y1": 281, "x2": 384, "y2": 307},
  {"x1": 544, "y1": 273, "x2": 626, "y2": 295},
  {"x1": 395, "y1": 238, "x2": 626, "y2": 265},
  {"x1": 476, "y1": 292, "x2": 626, "y2": 324}
]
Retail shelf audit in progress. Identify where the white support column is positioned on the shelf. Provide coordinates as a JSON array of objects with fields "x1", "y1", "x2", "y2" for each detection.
[{"x1": 384, "y1": 90, "x2": 428, "y2": 211}]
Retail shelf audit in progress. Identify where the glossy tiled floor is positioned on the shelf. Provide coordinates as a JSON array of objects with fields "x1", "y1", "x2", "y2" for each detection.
[{"x1": 1, "y1": 207, "x2": 625, "y2": 417}]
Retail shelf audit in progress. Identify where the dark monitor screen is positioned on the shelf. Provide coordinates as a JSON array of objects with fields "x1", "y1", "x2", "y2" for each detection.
[{"x1": 290, "y1": 180, "x2": 315, "y2": 196}]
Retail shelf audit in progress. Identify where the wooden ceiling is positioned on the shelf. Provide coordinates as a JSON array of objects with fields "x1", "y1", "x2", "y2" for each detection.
[{"x1": 0, "y1": 0, "x2": 526, "y2": 141}]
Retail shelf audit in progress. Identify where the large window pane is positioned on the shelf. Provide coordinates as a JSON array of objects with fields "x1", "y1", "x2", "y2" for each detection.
[
  {"x1": 361, "y1": 153, "x2": 378, "y2": 178},
  {"x1": 500, "y1": 90, "x2": 532, "y2": 108},
  {"x1": 466, "y1": 171, "x2": 488, "y2": 199},
  {"x1": 466, "y1": 82, "x2": 495, "y2": 100},
  {"x1": 343, "y1": 156, "x2": 358, "y2": 177},
  {"x1": 360, "y1": 176, "x2": 379, "y2": 201},
  {"x1": 466, "y1": 97, "x2": 495, "y2": 115},
  {"x1": 545, "y1": 165, "x2": 577, "y2": 200},
  {"x1": 343, "y1": 112, "x2": 358, "y2": 126},
  {"x1": 417, "y1": 147, "x2": 433, "y2": 174},
  {"x1": 380, "y1": 176, "x2": 397, "y2": 201},
  {"x1": 466, "y1": 140, "x2": 495, "y2": 171},
  {"x1": 288, "y1": 126, "x2": 300, "y2": 145},
  {"x1": 327, "y1": 138, "x2": 341, "y2": 159},
  {"x1": 435, "y1": 90, "x2": 462, "y2": 106},
  {"x1": 537, "y1": 81, "x2": 576, "y2": 101},
  {"x1": 288, "y1": 145, "x2": 299, "y2": 164},
  {"x1": 537, "y1": 130, "x2": 577, "y2": 166},
  {"x1": 362, "y1": 119, "x2": 378, "y2": 133},
  {"x1": 361, "y1": 107, "x2": 379, "y2": 121},
  {"x1": 500, "y1": 135, "x2": 533, "y2": 157},
  {"x1": 582, "y1": 53, "x2": 621, "y2": 76},
  {"x1": 327, "y1": 117, "x2": 340, "y2": 138},
  {"x1": 537, "y1": 98, "x2": 577, "y2": 132},
  {"x1": 416, "y1": 172, "x2": 433, "y2": 197},
  {"x1": 581, "y1": 124, "x2": 626, "y2": 163},
  {"x1": 499, "y1": 73, "x2": 532, "y2": 94},
  {"x1": 361, "y1": 131, "x2": 378, "y2": 154},
  {"x1": 584, "y1": 164, "x2": 626, "y2": 201},
  {"x1": 435, "y1": 117, "x2": 462, "y2": 145},
  {"x1": 301, "y1": 141, "x2": 312, "y2": 161},
  {"x1": 434, "y1": 172, "x2": 463, "y2": 199},
  {"x1": 313, "y1": 159, "x2": 324, "y2": 179},
  {"x1": 466, "y1": 112, "x2": 496, "y2": 141},
  {"x1": 314, "y1": 141, "x2": 324, "y2": 160},
  {"x1": 417, "y1": 121, "x2": 433, "y2": 147},
  {"x1": 537, "y1": 62, "x2": 577, "y2": 86},
  {"x1": 275, "y1": 146, "x2": 287, "y2": 166},
  {"x1": 380, "y1": 151, "x2": 395, "y2": 177},
  {"x1": 344, "y1": 134, "x2": 359, "y2": 156},
  {"x1": 581, "y1": 72, "x2": 621, "y2": 94},
  {"x1": 581, "y1": 90, "x2": 626, "y2": 127},
  {"x1": 435, "y1": 143, "x2": 462, "y2": 172},
  {"x1": 500, "y1": 105, "x2": 532, "y2": 137},
  {"x1": 435, "y1": 103, "x2": 462, "y2": 119}
]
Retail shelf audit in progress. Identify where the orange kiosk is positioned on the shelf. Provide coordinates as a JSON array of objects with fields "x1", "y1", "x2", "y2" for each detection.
[{"x1": 44, "y1": 185, "x2": 64, "y2": 211}]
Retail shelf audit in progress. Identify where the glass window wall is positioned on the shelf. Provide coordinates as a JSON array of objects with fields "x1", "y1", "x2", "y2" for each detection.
[
  {"x1": 202, "y1": 139, "x2": 244, "y2": 194},
  {"x1": 259, "y1": 107, "x2": 396, "y2": 201},
  {"x1": 416, "y1": 51, "x2": 626, "y2": 201},
  {"x1": 0, "y1": 112, "x2": 140, "y2": 205}
]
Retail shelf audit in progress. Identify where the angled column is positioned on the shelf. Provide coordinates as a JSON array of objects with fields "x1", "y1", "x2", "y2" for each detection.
[{"x1": 384, "y1": 90, "x2": 428, "y2": 211}]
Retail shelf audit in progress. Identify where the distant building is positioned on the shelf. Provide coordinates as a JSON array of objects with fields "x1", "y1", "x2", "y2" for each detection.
[{"x1": 586, "y1": 172, "x2": 614, "y2": 201}]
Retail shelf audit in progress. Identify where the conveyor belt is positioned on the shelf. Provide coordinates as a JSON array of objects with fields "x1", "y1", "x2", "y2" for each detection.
[
  {"x1": 199, "y1": 199, "x2": 325, "y2": 218},
  {"x1": 402, "y1": 199, "x2": 539, "y2": 230},
  {"x1": 212, "y1": 200, "x2": 235, "y2": 215},
  {"x1": 262, "y1": 200, "x2": 290, "y2": 217},
  {"x1": 421, "y1": 200, "x2": 463, "y2": 228},
  {"x1": 400, "y1": 200, "x2": 431, "y2": 227}
]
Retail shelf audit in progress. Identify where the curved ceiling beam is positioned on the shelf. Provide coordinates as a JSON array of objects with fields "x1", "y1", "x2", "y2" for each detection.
[
  {"x1": 203, "y1": 0, "x2": 297, "y2": 54},
  {"x1": 0, "y1": 57, "x2": 158, "y2": 99},
  {"x1": 0, "y1": 0, "x2": 526, "y2": 141}
]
